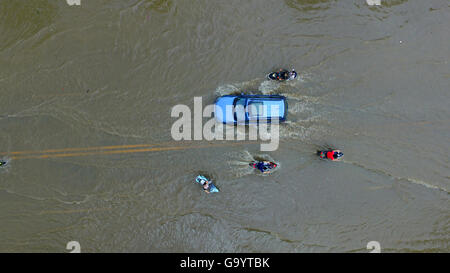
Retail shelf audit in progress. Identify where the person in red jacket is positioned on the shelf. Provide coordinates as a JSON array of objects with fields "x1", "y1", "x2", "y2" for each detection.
[{"x1": 319, "y1": 150, "x2": 343, "y2": 161}]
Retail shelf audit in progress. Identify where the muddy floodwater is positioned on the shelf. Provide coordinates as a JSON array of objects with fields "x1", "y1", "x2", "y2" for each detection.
[{"x1": 0, "y1": 0, "x2": 449, "y2": 252}]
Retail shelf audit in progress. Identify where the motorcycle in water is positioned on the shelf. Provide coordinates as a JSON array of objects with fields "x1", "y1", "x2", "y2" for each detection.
[
  {"x1": 195, "y1": 175, "x2": 219, "y2": 193},
  {"x1": 318, "y1": 150, "x2": 344, "y2": 161},
  {"x1": 0, "y1": 161, "x2": 6, "y2": 167},
  {"x1": 267, "y1": 69, "x2": 297, "y2": 81},
  {"x1": 249, "y1": 161, "x2": 277, "y2": 173}
]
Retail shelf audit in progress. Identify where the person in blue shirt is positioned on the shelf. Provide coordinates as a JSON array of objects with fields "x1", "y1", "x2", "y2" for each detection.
[{"x1": 251, "y1": 161, "x2": 277, "y2": 174}]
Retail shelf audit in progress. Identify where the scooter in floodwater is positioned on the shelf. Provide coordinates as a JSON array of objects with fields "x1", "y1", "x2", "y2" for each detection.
[
  {"x1": 267, "y1": 69, "x2": 297, "y2": 81},
  {"x1": 249, "y1": 161, "x2": 277, "y2": 173},
  {"x1": 195, "y1": 175, "x2": 219, "y2": 193},
  {"x1": 0, "y1": 161, "x2": 7, "y2": 167},
  {"x1": 318, "y1": 150, "x2": 344, "y2": 161}
]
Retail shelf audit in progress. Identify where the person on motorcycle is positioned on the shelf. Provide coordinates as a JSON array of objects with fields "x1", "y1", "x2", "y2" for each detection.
[
  {"x1": 201, "y1": 179, "x2": 211, "y2": 193},
  {"x1": 276, "y1": 69, "x2": 291, "y2": 80},
  {"x1": 0, "y1": 161, "x2": 6, "y2": 167},
  {"x1": 326, "y1": 150, "x2": 343, "y2": 161},
  {"x1": 256, "y1": 161, "x2": 277, "y2": 173}
]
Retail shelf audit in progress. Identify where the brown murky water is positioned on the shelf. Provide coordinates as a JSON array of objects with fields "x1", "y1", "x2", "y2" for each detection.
[{"x1": 0, "y1": 0, "x2": 448, "y2": 252}]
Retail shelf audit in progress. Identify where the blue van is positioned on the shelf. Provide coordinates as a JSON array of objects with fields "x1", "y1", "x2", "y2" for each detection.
[{"x1": 214, "y1": 94, "x2": 288, "y2": 124}]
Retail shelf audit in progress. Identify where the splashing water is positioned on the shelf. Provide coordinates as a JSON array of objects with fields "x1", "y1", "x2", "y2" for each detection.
[
  {"x1": 258, "y1": 80, "x2": 281, "y2": 94},
  {"x1": 226, "y1": 150, "x2": 281, "y2": 177}
]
